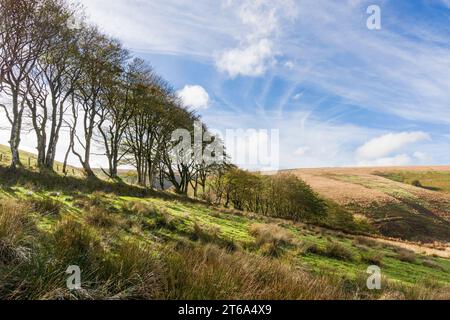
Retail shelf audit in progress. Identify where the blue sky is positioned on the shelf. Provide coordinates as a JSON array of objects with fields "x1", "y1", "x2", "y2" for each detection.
[{"x1": 3, "y1": 0, "x2": 450, "y2": 169}]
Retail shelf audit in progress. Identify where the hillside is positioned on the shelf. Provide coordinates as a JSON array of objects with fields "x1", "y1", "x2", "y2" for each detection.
[
  {"x1": 282, "y1": 167, "x2": 450, "y2": 244},
  {"x1": 0, "y1": 150, "x2": 449, "y2": 299},
  {"x1": 0, "y1": 144, "x2": 84, "y2": 177}
]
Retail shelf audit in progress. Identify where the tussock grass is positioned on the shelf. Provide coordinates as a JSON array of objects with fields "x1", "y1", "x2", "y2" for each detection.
[
  {"x1": 0, "y1": 199, "x2": 34, "y2": 266},
  {"x1": 85, "y1": 206, "x2": 118, "y2": 229},
  {"x1": 250, "y1": 223, "x2": 293, "y2": 247},
  {"x1": 124, "y1": 201, "x2": 160, "y2": 218},
  {"x1": 323, "y1": 242, "x2": 354, "y2": 261},
  {"x1": 303, "y1": 241, "x2": 354, "y2": 262},
  {"x1": 353, "y1": 236, "x2": 380, "y2": 248},
  {"x1": 190, "y1": 223, "x2": 238, "y2": 252},
  {"x1": 0, "y1": 213, "x2": 164, "y2": 300},
  {"x1": 249, "y1": 223, "x2": 293, "y2": 257},
  {"x1": 383, "y1": 281, "x2": 450, "y2": 300},
  {"x1": 74, "y1": 192, "x2": 109, "y2": 209},
  {"x1": 27, "y1": 197, "x2": 62, "y2": 216},
  {"x1": 395, "y1": 248, "x2": 417, "y2": 264},
  {"x1": 361, "y1": 252, "x2": 384, "y2": 266},
  {"x1": 154, "y1": 210, "x2": 178, "y2": 231},
  {"x1": 51, "y1": 218, "x2": 105, "y2": 270},
  {"x1": 103, "y1": 241, "x2": 165, "y2": 299},
  {"x1": 163, "y1": 244, "x2": 347, "y2": 300},
  {"x1": 422, "y1": 258, "x2": 445, "y2": 271}
]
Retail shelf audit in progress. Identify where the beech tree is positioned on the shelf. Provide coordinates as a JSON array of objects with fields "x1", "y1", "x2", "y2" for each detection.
[
  {"x1": 0, "y1": 0, "x2": 49, "y2": 169},
  {"x1": 24, "y1": 0, "x2": 81, "y2": 170},
  {"x1": 71, "y1": 27, "x2": 124, "y2": 177}
]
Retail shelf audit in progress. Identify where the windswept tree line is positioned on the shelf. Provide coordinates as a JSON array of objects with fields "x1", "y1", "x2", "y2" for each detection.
[
  {"x1": 0, "y1": 0, "x2": 326, "y2": 221},
  {"x1": 0, "y1": 0, "x2": 226, "y2": 194},
  {"x1": 205, "y1": 166, "x2": 327, "y2": 221}
]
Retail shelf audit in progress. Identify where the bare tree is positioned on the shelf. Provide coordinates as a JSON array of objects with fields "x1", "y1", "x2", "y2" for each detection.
[
  {"x1": 0, "y1": 0, "x2": 49, "y2": 169},
  {"x1": 71, "y1": 27, "x2": 123, "y2": 177},
  {"x1": 23, "y1": 0, "x2": 82, "y2": 170},
  {"x1": 97, "y1": 48, "x2": 131, "y2": 179}
]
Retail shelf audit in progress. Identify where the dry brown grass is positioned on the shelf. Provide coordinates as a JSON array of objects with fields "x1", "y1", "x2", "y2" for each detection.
[
  {"x1": 282, "y1": 171, "x2": 395, "y2": 207},
  {"x1": 354, "y1": 236, "x2": 380, "y2": 248},
  {"x1": 250, "y1": 223, "x2": 293, "y2": 246},
  {"x1": 361, "y1": 252, "x2": 384, "y2": 266},
  {"x1": 0, "y1": 199, "x2": 34, "y2": 265},
  {"x1": 27, "y1": 197, "x2": 62, "y2": 216},
  {"x1": 383, "y1": 281, "x2": 450, "y2": 300},
  {"x1": 249, "y1": 223, "x2": 294, "y2": 257},
  {"x1": 164, "y1": 244, "x2": 347, "y2": 300},
  {"x1": 124, "y1": 201, "x2": 160, "y2": 218},
  {"x1": 85, "y1": 206, "x2": 119, "y2": 228},
  {"x1": 395, "y1": 248, "x2": 417, "y2": 263},
  {"x1": 190, "y1": 223, "x2": 237, "y2": 252}
]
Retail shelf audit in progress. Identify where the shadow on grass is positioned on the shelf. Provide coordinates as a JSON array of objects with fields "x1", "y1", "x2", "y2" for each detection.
[{"x1": 0, "y1": 165, "x2": 203, "y2": 205}]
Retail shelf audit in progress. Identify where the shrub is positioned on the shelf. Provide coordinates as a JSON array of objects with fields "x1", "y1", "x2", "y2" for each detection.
[
  {"x1": 218, "y1": 169, "x2": 326, "y2": 222},
  {"x1": 411, "y1": 180, "x2": 422, "y2": 187}
]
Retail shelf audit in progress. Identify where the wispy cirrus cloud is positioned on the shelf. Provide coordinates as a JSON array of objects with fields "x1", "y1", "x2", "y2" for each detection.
[{"x1": 46, "y1": 0, "x2": 450, "y2": 169}]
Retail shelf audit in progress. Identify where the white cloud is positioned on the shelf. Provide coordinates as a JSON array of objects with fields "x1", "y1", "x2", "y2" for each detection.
[
  {"x1": 216, "y1": 0, "x2": 298, "y2": 77},
  {"x1": 177, "y1": 85, "x2": 210, "y2": 110},
  {"x1": 356, "y1": 132, "x2": 430, "y2": 160},
  {"x1": 216, "y1": 39, "x2": 273, "y2": 77},
  {"x1": 357, "y1": 154, "x2": 412, "y2": 167}
]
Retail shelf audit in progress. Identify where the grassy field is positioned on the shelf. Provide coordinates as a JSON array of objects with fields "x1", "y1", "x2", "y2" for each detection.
[{"x1": 0, "y1": 164, "x2": 449, "y2": 299}]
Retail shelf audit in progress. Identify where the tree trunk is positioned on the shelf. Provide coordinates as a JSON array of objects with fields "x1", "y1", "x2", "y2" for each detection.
[{"x1": 9, "y1": 91, "x2": 23, "y2": 169}]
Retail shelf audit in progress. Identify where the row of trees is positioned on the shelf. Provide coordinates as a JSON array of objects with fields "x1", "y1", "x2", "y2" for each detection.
[
  {"x1": 206, "y1": 167, "x2": 327, "y2": 221},
  {"x1": 0, "y1": 0, "x2": 225, "y2": 194},
  {"x1": 0, "y1": 0, "x2": 328, "y2": 223}
]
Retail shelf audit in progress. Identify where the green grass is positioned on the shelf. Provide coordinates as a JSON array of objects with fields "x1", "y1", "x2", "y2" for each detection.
[{"x1": 0, "y1": 159, "x2": 449, "y2": 299}]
